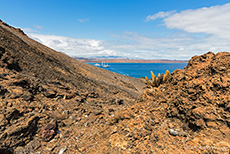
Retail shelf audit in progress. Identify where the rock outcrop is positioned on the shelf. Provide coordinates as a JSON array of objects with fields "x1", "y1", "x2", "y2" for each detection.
[{"x1": 105, "y1": 52, "x2": 230, "y2": 153}]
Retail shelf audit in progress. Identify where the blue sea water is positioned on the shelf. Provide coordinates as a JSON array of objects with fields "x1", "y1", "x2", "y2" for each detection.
[{"x1": 89, "y1": 63, "x2": 188, "y2": 78}]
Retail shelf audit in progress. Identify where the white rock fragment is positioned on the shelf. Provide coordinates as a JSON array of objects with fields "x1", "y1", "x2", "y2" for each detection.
[
  {"x1": 169, "y1": 128, "x2": 178, "y2": 136},
  {"x1": 58, "y1": 147, "x2": 67, "y2": 154}
]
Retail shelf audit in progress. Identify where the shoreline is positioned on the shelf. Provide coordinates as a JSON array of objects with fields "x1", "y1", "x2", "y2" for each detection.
[{"x1": 78, "y1": 58, "x2": 188, "y2": 63}]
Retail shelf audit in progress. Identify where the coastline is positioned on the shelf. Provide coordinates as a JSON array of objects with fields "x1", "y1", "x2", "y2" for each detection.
[{"x1": 77, "y1": 58, "x2": 188, "y2": 63}]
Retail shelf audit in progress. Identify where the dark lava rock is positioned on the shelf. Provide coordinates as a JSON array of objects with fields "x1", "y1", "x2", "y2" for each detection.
[{"x1": 40, "y1": 120, "x2": 57, "y2": 141}]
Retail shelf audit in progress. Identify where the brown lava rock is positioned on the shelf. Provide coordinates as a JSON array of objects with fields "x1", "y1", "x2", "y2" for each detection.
[
  {"x1": 40, "y1": 120, "x2": 57, "y2": 141},
  {"x1": 0, "y1": 19, "x2": 230, "y2": 153},
  {"x1": 0, "y1": 20, "x2": 144, "y2": 153}
]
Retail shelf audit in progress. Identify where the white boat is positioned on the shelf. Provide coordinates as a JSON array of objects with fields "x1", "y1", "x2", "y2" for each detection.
[
  {"x1": 94, "y1": 63, "x2": 101, "y2": 67},
  {"x1": 101, "y1": 62, "x2": 110, "y2": 68}
]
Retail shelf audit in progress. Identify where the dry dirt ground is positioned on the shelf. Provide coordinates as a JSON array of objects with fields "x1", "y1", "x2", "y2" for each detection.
[{"x1": 0, "y1": 20, "x2": 230, "y2": 154}]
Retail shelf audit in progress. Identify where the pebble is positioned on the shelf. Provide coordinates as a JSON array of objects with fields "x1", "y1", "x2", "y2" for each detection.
[
  {"x1": 169, "y1": 128, "x2": 178, "y2": 136},
  {"x1": 63, "y1": 110, "x2": 69, "y2": 115},
  {"x1": 49, "y1": 138, "x2": 56, "y2": 142},
  {"x1": 108, "y1": 108, "x2": 114, "y2": 112},
  {"x1": 149, "y1": 118, "x2": 155, "y2": 126},
  {"x1": 63, "y1": 94, "x2": 66, "y2": 100},
  {"x1": 58, "y1": 147, "x2": 67, "y2": 154},
  {"x1": 219, "y1": 67, "x2": 226, "y2": 71},
  {"x1": 78, "y1": 147, "x2": 85, "y2": 152}
]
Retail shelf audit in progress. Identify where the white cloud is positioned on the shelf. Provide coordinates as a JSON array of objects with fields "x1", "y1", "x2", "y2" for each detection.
[
  {"x1": 34, "y1": 25, "x2": 43, "y2": 30},
  {"x1": 146, "y1": 10, "x2": 176, "y2": 21},
  {"x1": 22, "y1": 28, "x2": 37, "y2": 33},
  {"x1": 163, "y1": 3, "x2": 230, "y2": 37},
  {"x1": 141, "y1": 3, "x2": 230, "y2": 59},
  {"x1": 24, "y1": 3, "x2": 230, "y2": 60},
  {"x1": 28, "y1": 33, "x2": 119, "y2": 57},
  {"x1": 124, "y1": 32, "x2": 229, "y2": 59},
  {"x1": 109, "y1": 32, "x2": 201, "y2": 59},
  {"x1": 77, "y1": 18, "x2": 89, "y2": 23},
  {"x1": 22, "y1": 25, "x2": 43, "y2": 33},
  {"x1": 27, "y1": 26, "x2": 229, "y2": 60}
]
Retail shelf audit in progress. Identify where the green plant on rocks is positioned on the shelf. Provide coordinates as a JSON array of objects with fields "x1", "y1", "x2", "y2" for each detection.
[{"x1": 141, "y1": 70, "x2": 170, "y2": 88}]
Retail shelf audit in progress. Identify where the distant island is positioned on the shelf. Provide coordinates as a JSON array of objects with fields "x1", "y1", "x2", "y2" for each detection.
[{"x1": 75, "y1": 57, "x2": 188, "y2": 63}]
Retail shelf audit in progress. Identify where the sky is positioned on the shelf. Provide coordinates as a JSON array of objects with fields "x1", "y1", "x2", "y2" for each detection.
[{"x1": 1, "y1": 0, "x2": 230, "y2": 60}]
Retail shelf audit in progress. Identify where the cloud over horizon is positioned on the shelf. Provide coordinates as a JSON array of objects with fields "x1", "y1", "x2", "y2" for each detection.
[
  {"x1": 26, "y1": 3, "x2": 230, "y2": 60},
  {"x1": 144, "y1": 3, "x2": 230, "y2": 59},
  {"x1": 28, "y1": 33, "x2": 120, "y2": 58}
]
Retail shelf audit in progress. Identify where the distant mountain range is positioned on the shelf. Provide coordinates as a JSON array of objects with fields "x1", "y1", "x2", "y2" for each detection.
[{"x1": 74, "y1": 56, "x2": 188, "y2": 63}]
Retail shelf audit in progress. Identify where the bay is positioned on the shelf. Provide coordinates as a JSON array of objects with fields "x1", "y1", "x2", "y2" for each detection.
[{"x1": 89, "y1": 63, "x2": 188, "y2": 78}]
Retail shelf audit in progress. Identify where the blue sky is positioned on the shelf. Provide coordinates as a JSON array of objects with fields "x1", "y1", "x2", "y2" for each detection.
[{"x1": 1, "y1": 0, "x2": 230, "y2": 60}]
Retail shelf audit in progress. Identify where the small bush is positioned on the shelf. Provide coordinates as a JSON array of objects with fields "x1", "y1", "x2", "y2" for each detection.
[{"x1": 141, "y1": 70, "x2": 170, "y2": 88}]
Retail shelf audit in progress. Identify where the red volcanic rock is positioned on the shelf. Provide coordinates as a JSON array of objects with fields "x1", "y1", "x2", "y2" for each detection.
[{"x1": 40, "y1": 120, "x2": 57, "y2": 141}]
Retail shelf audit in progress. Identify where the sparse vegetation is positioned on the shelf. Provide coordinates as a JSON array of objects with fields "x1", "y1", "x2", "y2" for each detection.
[{"x1": 141, "y1": 70, "x2": 170, "y2": 88}]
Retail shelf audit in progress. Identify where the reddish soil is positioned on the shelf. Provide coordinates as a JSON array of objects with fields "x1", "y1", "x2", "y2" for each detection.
[{"x1": 0, "y1": 20, "x2": 230, "y2": 154}]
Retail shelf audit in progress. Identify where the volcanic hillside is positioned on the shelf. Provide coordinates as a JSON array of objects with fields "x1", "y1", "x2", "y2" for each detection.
[
  {"x1": 0, "y1": 20, "x2": 144, "y2": 96},
  {"x1": 100, "y1": 51, "x2": 230, "y2": 153},
  {"x1": 0, "y1": 20, "x2": 144, "y2": 153},
  {"x1": 0, "y1": 20, "x2": 230, "y2": 154}
]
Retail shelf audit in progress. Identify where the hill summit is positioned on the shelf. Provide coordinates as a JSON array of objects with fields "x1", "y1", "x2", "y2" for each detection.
[{"x1": 0, "y1": 20, "x2": 230, "y2": 153}]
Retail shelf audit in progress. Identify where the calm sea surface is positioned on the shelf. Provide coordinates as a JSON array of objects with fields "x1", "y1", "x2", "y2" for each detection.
[{"x1": 89, "y1": 63, "x2": 188, "y2": 78}]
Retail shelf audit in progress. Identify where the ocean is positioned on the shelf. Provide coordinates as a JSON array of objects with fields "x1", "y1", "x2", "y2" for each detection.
[{"x1": 89, "y1": 63, "x2": 188, "y2": 78}]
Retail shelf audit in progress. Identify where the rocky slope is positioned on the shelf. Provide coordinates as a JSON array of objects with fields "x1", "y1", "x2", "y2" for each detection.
[
  {"x1": 0, "y1": 20, "x2": 144, "y2": 154},
  {"x1": 0, "y1": 20, "x2": 229, "y2": 154},
  {"x1": 102, "y1": 52, "x2": 230, "y2": 153}
]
